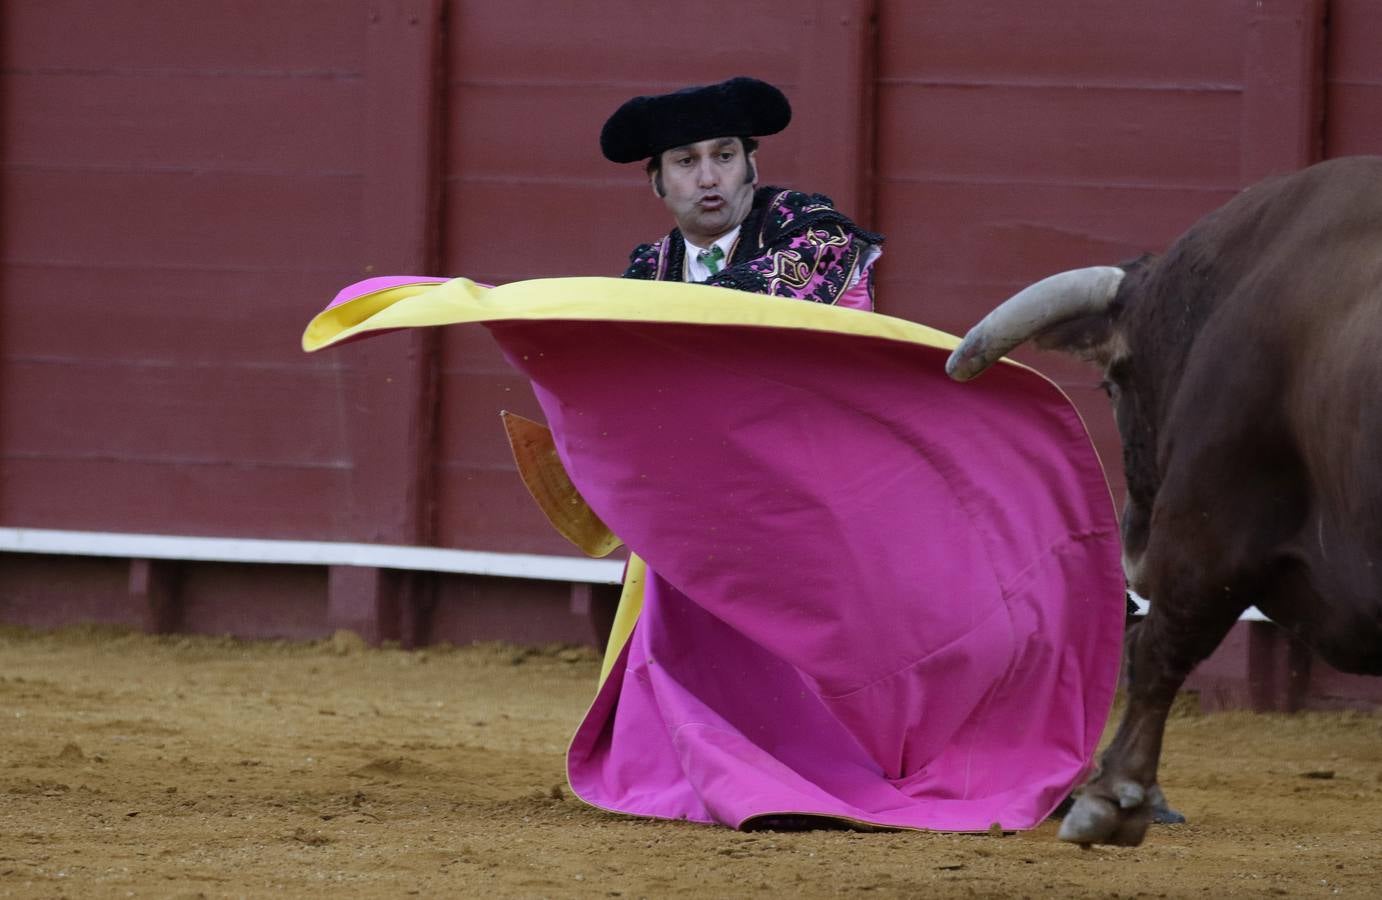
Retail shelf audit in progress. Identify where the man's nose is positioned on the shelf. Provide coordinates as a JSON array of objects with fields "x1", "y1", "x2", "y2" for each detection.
[{"x1": 696, "y1": 159, "x2": 718, "y2": 187}]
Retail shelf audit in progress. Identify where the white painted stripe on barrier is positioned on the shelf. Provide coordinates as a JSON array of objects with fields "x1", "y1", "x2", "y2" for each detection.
[
  {"x1": 1128, "y1": 590, "x2": 1269, "y2": 622},
  {"x1": 0, "y1": 527, "x2": 625, "y2": 585},
  {"x1": 0, "y1": 529, "x2": 1276, "y2": 618}
]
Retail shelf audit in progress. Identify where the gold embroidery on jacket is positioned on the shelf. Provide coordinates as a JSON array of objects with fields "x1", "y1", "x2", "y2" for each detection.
[{"x1": 764, "y1": 227, "x2": 851, "y2": 295}]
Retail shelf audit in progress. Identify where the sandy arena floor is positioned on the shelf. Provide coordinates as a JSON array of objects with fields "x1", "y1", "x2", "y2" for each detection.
[{"x1": 0, "y1": 625, "x2": 1378, "y2": 898}]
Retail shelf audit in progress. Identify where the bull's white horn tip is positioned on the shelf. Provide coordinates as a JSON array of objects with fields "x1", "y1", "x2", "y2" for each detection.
[{"x1": 944, "y1": 348, "x2": 979, "y2": 382}]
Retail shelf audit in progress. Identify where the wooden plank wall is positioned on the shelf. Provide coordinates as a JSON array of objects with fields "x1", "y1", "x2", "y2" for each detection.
[
  {"x1": 1, "y1": 1, "x2": 1380, "y2": 707},
  {"x1": 1324, "y1": 0, "x2": 1382, "y2": 156},
  {"x1": 7, "y1": 0, "x2": 1344, "y2": 557},
  {"x1": 871, "y1": 0, "x2": 1329, "y2": 501},
  {"x1": 1, "y1": 0, "x2": 365, "y2": 539}
]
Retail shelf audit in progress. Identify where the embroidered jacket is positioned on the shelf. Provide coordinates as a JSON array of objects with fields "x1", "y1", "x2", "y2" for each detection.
[{"x1": 622, "y1": 186, "x2": 883, "y2": 306}]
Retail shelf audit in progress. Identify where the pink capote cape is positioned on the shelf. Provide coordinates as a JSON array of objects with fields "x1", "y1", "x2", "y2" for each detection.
[{"x1": 303, "y1": 275, "x2": 1126, "y2": 833}]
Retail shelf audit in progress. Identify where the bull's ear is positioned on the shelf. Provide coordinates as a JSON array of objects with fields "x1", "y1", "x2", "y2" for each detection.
[{"x1": 1032, "y1": 313, "x2": 1118, "y2": 367}]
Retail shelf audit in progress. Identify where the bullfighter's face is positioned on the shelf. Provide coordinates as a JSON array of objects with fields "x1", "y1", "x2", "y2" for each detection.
[{"x1": 653, "y1": 137, "x2": 757, "y2": 249}]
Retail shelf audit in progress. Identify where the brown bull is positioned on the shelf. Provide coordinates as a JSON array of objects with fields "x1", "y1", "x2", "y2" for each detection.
[{"x1": 946, "y1": 155, "x2": 1382, "y2": 846}]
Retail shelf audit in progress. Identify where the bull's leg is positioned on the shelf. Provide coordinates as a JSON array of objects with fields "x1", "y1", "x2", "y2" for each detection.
[
  {"x1": 1058, "y1": 597, "x2": 1242, "y2": 846},
  {"x1": 1124, "y1": 616, "x2": 1187, "y2": 826}
]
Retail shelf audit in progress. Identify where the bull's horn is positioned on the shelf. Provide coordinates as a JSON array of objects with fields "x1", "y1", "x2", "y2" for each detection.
[{"x1": 945, "y1": 266, "x2": 1126, "y2": 381}]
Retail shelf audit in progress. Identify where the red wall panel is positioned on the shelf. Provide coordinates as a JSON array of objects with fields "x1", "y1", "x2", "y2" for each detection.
[
  {"x1": 4, "y1": 72, "x2": 362, "y2": 175},
  {"x1": 434, "y1": 352, "x2": 571, "y2": 555},
  {"x1": 1324, "y1": 0, "x2": 1382, "y2": 156},
  {"x1": 434, "y1": 470, "x2": 581, "y2": 557},
  {"x1": 871, "y1": 0, "x2": 1312, "y2": 500},
  {"x1": 429, "y1": 574, "x2": 594, "y2": 646},
  {"x1": 0, "y1": 554, "x2": 137, "y2": 630},
  {"x1": 3, "y1": 1, "x2": 365, "y2": 72},
  {"x1": 2, "y1": 266, "x2": 351, "y2": 366},
  {"x1": 871, "y1": 179, "x2": 1239, "y2": 335},
  {"x1": 177, "y1": 563, "x2": 330, "y2": 640},
  {"x1": 877, "y1": 87, "x2": 1240, "y2": 193},
  {"x1": 1, "y1": 458, "x2": 350, "y2": 538},
  {"x1": 876, "y1": 0, "x2": 1245, "y2": 86},
  {"x1": 3, "y1": 169, "x2": 361, "y2": 272},
  {"x1": 0, "y1": 1, "x2": 367, "y2": 538},
  {"x1": 2, "y1": 361, "x2": 349, "y2": 466}
]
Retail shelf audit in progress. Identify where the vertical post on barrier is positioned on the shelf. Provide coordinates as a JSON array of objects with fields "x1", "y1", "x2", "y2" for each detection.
[
  {"x1": 796, "y1": 0, "x2": 880, "y2": 229},
  {"x1": 327, "y1": 0, "x2": 446, "y2": 645},
  {"x1": 1240, "y1": 0, "x2": 1325, "y2": 183},
  {"x1": 1247, "y1": 621, "x2": 1313, "y2": 712},
  {"x1": 327, "y1": 566, "x2": 398, "y2": 644},
  {"x1": 130, "y1": 558, "x2": 180, "y2": 635}
]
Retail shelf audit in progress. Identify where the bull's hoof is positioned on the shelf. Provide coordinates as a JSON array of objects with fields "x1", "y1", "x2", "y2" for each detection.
[
  {"x1": 1056, "y1": 782, "x2": 1155, "y2": 847},
  {"x1": 1049, "y1": 788, "x2": 1184, "y2": 827},
  {"x1": 1150, "y1": 801, "x2": 1186, "y2": 825},
  {"x1": 1147, "y1": 784, "x2": 1186, "y2": 825}
]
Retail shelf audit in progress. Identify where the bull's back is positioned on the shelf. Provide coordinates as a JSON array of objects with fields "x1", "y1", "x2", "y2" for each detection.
[
  {"x1": 1141, "y1": 158, "x2": 1382, "y2": 667},
  {"x1": 1167, "y1": 156, "x2": 1382, "y2": 418},
  {"x1": 1203, "y1": 158, "x2": 1382, "y2": 667}
]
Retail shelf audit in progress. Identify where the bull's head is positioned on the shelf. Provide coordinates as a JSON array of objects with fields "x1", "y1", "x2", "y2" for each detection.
[{"x1": 945, "y1": 262, "x2": 1159, "y2": 590}]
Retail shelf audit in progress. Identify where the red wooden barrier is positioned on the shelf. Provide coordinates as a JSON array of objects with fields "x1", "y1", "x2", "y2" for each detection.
[{"x1": 1, "y1": 0, "x2": 1378, "y2": 709}]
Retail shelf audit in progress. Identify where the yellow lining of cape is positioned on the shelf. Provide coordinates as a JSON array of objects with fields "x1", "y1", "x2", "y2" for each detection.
[
  {"x1": 302, "y1": 276, "x2": 969, "y2": 355},
  {"x1": 600, "y1": 555, "x2": 646, "y2": 684}
]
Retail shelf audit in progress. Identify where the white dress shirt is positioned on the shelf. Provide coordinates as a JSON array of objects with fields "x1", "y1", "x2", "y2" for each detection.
[{"x1": 682, "y1": 226, "x2": 742, "y2": 283}]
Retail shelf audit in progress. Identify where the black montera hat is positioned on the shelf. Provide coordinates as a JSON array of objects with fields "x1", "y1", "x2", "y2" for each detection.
[{"x1": 600, "y1": 76, "x2": 792, "y2": 164}]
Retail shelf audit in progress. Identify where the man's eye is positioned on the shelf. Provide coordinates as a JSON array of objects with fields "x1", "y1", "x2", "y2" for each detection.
[
  {"x1": 675, "y1": 157, "x2": 693, "y2": 166},
  {"x1": 718, "y1": 152, "x2": 735, "y2": 161}
]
